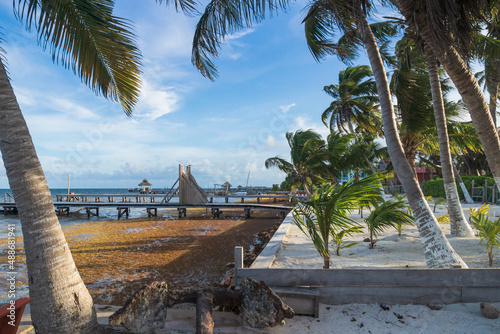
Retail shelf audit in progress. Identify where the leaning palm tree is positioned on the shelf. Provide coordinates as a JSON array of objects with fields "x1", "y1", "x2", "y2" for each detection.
[
  {"x1": 293, "y1": 174, "x2": 383, "y2": 268},
  {"x1": 265, "y1": 129, "x2": 326, "y2": 195},
  {"x1": 396, "y1": 0, "x2": 500, "y2": 194},
  {"x1": 191, "y1": 0, "x2": 467, "y2": 268},
  {"x1": 0, "y1": 1, "x2": 144, "y2": 333}
]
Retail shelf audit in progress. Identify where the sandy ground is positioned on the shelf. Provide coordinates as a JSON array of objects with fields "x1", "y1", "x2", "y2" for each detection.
[
  {"x1": 272, "y1": 202, "x2": 500, "y2": 269},
  {"x1": 266, "y1": 200, "x2": 500, "y2": 333}
]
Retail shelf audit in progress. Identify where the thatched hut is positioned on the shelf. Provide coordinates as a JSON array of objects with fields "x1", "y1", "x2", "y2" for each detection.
[{"x1": 138, "y1": 179, "x2": 152, "y2": 192}]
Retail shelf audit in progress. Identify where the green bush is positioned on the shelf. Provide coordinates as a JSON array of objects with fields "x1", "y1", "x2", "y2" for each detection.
[{"x1": 423, "y1": 176, "x2": 495, "y2": 200}]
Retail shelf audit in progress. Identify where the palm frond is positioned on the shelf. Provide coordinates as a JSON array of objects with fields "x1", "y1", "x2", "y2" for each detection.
[
  {"x1": 14, "y1": 0, "x2": 142, "y2": 115},
  {"x1": 192, "y1": 0, "x2": 288, "y2": 80}
]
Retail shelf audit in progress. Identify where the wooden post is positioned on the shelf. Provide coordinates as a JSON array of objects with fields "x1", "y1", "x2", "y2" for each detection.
[
  {"x1": 234, "y1": 246, "x2": 244, "y2": 269},
  {"x1": 484, "y1": 180, "x2": 488, "y2": 203}
]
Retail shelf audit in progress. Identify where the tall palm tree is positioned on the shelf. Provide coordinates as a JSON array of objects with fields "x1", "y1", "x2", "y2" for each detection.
[
  {"x1": 396, "y1": 0, "x2": 500, "y2": 194},
  {"x1": 322, "y1": 65, "x2": 381, "y2": 136},
  {"x1": 391, "y1": 33, "x2": 473, "y2": 236},
  {"x1": 324, "y1": 130, "x2": 371, "y2": 183},
  {"x1": 191, "y1": 0, "x2": 467, "y2": 268},
  {"x1": 1, "y1": 1, "x2": 142, "y2": 333},
  {"x1": 265, "y1": 129, "x2": 326, "y2": 195},
  {"x1": 302, "y1": 0, "x2": 466, "y2": 268}
]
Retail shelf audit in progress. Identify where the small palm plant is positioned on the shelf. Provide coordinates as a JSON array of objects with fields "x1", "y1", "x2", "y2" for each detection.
[
  {"x1": 471, "y1": 214, "x2": 500, "y2": 267},
  {"x1": 331, "y1": 224, "x2": 363, "y2": 256},
  {"x1": 432, "y1": 197, "x2": 448, "y2": 213},
  {"x1": 469, "y1": 203, "x2": 491, "y2": 223},
  {"x1": 293, "y1": 174, "x2": 383, "y2": 268},
  {"x1": 365, "y1": 199, "x2": 415, "y2": 249}
]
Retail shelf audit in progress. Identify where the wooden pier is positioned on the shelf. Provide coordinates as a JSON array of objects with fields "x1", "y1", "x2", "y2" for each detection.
[{"x1": 0, "y1": 201, "x2": 292, "y2": 219}]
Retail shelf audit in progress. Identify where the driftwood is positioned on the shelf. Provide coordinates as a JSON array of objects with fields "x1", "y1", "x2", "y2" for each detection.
[{"x1": 109, "y1": 278, "x2": 294, "y2": 334}]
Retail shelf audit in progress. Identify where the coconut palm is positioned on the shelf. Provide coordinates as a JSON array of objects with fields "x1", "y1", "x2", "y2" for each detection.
[
  {"x1": 391, "y1": 32, "x2": 474, "y2": 236},
  {"x1": 0, "y1": 1, "x2": 143, "y2": 333},
  {"x1": 190, "y1": 0, "x2": 467, "y2": 267},
  {"x1": 302, "y1": 0, "x2": 467, "y2": 267},
  {"x1": 322, "y1": 65, "x2": 381, "y2": 135},
  {"x1": 265, "y1": 129, "x2": 326, "y2": 195},
  {"x1": 293, "y1": 174, "x2": 383, "y2": 268},
  {"x1": 331, "y1": 224, "x2": 363, "y2": 256},
  {"x1": 396, "y1": 0, "x2": 500, "y2": 195}
]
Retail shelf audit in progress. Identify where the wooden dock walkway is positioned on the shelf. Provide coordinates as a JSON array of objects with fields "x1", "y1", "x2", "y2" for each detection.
[
  {"x1": 54, "y1": 193, "x2": 302, "y2": 204},
  {"x1": 0, "y1": 201, "x2": 292, "y2": 219}
]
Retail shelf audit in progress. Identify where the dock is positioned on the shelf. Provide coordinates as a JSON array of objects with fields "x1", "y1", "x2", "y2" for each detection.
[{"x1": 0, "y1": 196, "x2": 293, "y2": 219}]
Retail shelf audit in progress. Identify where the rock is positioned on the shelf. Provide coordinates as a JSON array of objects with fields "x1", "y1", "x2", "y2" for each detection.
[
  {"x1": 363, "y1": 238, "x2": 371, "y2": 242},
  {"x1": 220, "y1": 274, "x2": 235, "y2": 288},
  {"x1": 380, "y1": 304, "x2": 390, "y2": 311},
  {"x1": 240, "y1": 278, "x2": 294, "y2": 329},
  {"x1": 427, "y1": 304, "x2": 444, "y2": 310},
  {"x1": 480, "y1": 303, "x2": 500, "y2": 319},
  {"x1": 109, "y1": 281, "x2": 168, "y2": 333}
]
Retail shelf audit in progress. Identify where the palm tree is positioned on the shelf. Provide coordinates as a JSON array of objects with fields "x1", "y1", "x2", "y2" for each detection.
[
  {"x1": 293, "y1": 174, "x2": 382, "y2": 268},
  {"x1": 396, "y1": 0, "x2": 500, "y2": 195},
  {"x1": 322, "y1": 65, "x2": 381, "y2": 136},
  {"x1": 265, "y1": 129, "x2": 326, "y2": 195},
  {"x1": 324, "y1": 131, "x2": 368, "y2": 183},
  {"x1": 1, "y1": 1, "x2": 142, "y2": 333},
  {"x1": 191, "y1": 0, "x2": 467, "y2": 268},
  {"x1": 302, "y1": 0, "x2": 467, "y2": 268},
  {"x1": 391, "y1": 32, "x2": 474, "y2": 236}
]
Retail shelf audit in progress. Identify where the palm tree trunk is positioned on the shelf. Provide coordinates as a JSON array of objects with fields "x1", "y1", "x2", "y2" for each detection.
[
  {"x1": 355, "y1": 3, "x2": 466, "y2": 268},
  {"x1": 423, "y1": 43, "x2": 474, "y2": 237},
  {"x1": 398, "y1": 1, "x2": 500, "y2": 194},
  {"x1": 453, "y1": 164, "x2": 474, "y2": 204},
  {"x1": 0, "y1": 61, "x2": 102, "y2": 334},
  {"x1": 487, "y1": 59, "x2": 500, "y2": 128}
]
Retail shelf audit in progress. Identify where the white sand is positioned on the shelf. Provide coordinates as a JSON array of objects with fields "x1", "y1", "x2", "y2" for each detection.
[
  {"x1": 272, "y1": 202, "x2": 500, "y2": 269},
  {"x1": 265, "y1": 200, "x2": 500, "y2": 333}
]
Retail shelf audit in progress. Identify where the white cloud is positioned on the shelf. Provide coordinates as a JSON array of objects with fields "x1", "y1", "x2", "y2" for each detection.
[
  {"x1": 266, "y1": 135, "x2": 277, "y2": 148},
  {"x1": 279, "y1": 103, "x2": 296, "y2": 113},
  {"x1": 135, "y1": 80, "x2": 180, "y2": 119},
  {"x1": 226, "y1": 29, "x2": 256, "y2": 42},
  {"x1": 50, "y1": 98, "x2": 100, "y2": 120}
]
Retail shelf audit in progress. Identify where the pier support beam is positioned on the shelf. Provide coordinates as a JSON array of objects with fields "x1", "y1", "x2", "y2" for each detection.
[
  {"x1": 244, "y1": 208, "x2": 251, "y2": 218},
  {"x1": 211, "y1": 208, "x2": 221, "y2": 218},
  {"x1": 86, "y1": 206, "x2": 99, "y2": 217},
  {"x1": 56, "y1": 207, "x2": 70, "y2": 215},
  {"x1": 178, "y1": 208, "x2": 187, "y2": 218},
  {"x1": 147, "y1": 207, "x2": 158, "y2": 217},
  {"x1": 117, "y1": 207, "x2": 130, "y2": 219}
]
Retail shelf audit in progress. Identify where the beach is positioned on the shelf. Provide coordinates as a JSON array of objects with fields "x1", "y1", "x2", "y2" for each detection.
[{"x1": 0, "y1": 206, "x2": 285, "y2": 305}]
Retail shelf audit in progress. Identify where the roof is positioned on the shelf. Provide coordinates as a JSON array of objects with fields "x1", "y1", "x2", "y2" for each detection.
[
  {"x1": 138, "y1": 179, "x2": 152, "y2": 186},
  {"x1": 222, "y1": 181, "x2": 232, "y2": 188}
]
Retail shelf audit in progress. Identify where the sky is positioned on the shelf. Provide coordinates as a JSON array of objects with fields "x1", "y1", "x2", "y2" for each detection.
[
  {"x1": 0, "y1": 0, "x2": 366, "y2": 189},
  {"x1": 3, "y1": 0, "x2": 479, "y2": 191}
]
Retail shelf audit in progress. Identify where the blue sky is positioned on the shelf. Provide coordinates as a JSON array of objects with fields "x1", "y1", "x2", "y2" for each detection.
[
  {"x1": 1, "y1": 0, "x2": 363, "y2": 189},
  {"x1": 3, "y1": 1, "x2": 479, "y2": 191}
]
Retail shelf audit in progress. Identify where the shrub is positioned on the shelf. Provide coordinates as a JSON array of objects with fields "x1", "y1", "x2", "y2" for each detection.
[{"x1": 423, "y1": 176, "x2": 495, "y2": 200}]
